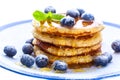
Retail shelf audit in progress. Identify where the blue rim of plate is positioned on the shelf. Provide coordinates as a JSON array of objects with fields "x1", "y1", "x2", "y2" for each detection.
[{"x1": 0, "y1": 19, "x2": 120, "y2": 80}]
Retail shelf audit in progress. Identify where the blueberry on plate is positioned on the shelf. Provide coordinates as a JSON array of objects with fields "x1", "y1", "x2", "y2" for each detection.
[
  {"x1": 76, "y1": 8, "x2": 85, "y2": 17},
  {"x1": 102, "y1": 52, "x2": 112, "y2": 63},
  {"x1": 22, "y1": 43, "x2": 33, "y2": 55},
  {"x1": 93, "y1": 55, "x2": 109, "y2": 66},
  {"x1": 44, "y1": 6, "x2": 56, "y2": 13},
  {"x1": 60, "y1": 16, "x2": 75, "y2": 28},
  {"x1": 3, "y1": 45, "x2": 17, "y2": 57},
  {"x1": 52, "y1": 60, "x2": 68, "y2": 72},
  {"x1": 66, "y1": 9, "x2": 80, "y2": 19},
  {"x1": 35, "y1": 54, "x2": 49, "y2": 68},
  {"x1": 20, "y1": 54, "x2": 34, "y2": 67},
  {"x1": 81, "y1": 13, "x2": 94, "y2": 21},
  {"x1": 25, "y1": 38, "x2": 34, "y2": 45},
  {"x1": 111, "y1": 40, "x2": 120, "y2": 52}
]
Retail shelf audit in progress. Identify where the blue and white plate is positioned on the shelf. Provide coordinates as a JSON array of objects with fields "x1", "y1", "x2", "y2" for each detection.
[{"x1": 0, "y1": 20, "x2": 120, "y2": 79}]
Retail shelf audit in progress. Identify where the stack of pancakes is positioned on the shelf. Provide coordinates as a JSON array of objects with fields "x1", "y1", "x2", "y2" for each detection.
[{"x1": 32, "y1": 20, "x2": 104, "y2": 67}]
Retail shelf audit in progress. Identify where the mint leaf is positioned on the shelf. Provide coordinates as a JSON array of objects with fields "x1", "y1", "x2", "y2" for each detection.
[
  {"x1": 33, "y1": 10, "x2": 47, "y2": 21},
  {"x1": 52, "y1": 14, "x2": 65, "y2": 21}
]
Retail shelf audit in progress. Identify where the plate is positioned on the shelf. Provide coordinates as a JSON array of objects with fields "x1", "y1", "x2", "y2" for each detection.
[{"x1": 0, "y1": 20, "x2": 120, "y2": 79}]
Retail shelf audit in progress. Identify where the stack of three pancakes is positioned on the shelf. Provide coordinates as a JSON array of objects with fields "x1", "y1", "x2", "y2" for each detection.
[{"x1": 32, "y1": 20, "x2": 104, "y2": 67}]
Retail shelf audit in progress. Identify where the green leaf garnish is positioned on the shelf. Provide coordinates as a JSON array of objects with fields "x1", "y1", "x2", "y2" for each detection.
[
  {"x1": 52, "y1": 13, "x2": 64, "y2": 21},
  {"x1": 33, "y1": 10, "x2": 65, "y2": 22},
  {"x1": 33, "y1": 10, "x2": 47, "y2": 21}
]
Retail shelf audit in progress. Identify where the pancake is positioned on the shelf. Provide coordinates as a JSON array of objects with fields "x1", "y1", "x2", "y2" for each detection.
[
  {"x1": 32, "y1": 9, "x2": 105, "y2": 67},
  {"x1": 33, "y1": 39, "x2": 101, "y2": 56},
  {"x1": 34, "y1": 46, "x2": 101, "y2": 64},
  {"x1": 33, "y1": 20, "x2": 104, "y2": 37},
  {"x1": 33, "y1": 29, "x2": 102, "y2": 47}
]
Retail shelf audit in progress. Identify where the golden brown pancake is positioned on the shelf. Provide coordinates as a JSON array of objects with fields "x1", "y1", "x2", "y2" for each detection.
[
  {"x1": 34, "y1": 46, "x2": 101, "y2": 64},
  {"x1": 33, "y1": 20, "x2": 104, "y2": 37},
  {"x1": 33, "y1": 29, "x2": 102, "y2": 47},
  {"x1": 32, "y1": 9, "x2": 105, "y2": 69},
  {"x1": 33, "y1": 39, "x2": 101, "y2": 56}
]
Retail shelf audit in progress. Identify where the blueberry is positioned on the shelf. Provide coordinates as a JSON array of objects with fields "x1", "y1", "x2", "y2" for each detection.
[
  {"x1": 102, "y1": 52, "x2": 112, "y2": 63},
  {"x1": 60, "y1": 16, "x2": 75, "y2": 28},
  {"x1": 25, "y1": 38, "x2": 34, "y2": 45},
  {"x1": 52, "y1": 60, "x2": 68, "y2": 72},
  {"x1": 22, "y1": 43, "x2": 33, "y2": 55},
  {"x1": 111, "y1": 40, "x2": 120, "y2": 52},
  {"x1": 20, "y1": 54, "x2": 34, "y2": 67},
  {"x1": 81, "y1": 13, "x2": 94, "y2": 21},
  {"x1": 35, "y1": 54, "x2": 48, "y2": 68},
  {"x1": 44, "y1": 6, "x2": 56, "y2": 13},
  {"x1": 77, "y1": 8, "x2": 85, "y2": 17},
  {"x1": 66, "y1": 9, "x2": 80, "y2": 19},
  {"x1": 94, "y1": 55, "x2": 108, "y2": 66},
  {"x1": 4, "y1": 45, "x2": 17, "y2": 57}
]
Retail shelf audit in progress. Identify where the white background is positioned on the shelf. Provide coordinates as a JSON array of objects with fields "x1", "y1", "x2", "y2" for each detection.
[
  {"x1": 0, "y1": 0, "x2": 120, "y2": 80},
  {"x1": 0, "y1": 0, "x2": 120, "y2": 25}
]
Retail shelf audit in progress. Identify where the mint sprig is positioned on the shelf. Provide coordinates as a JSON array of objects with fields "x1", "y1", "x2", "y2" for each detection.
[{"x1": 33, "y1": 10, "x2": 65, "y2": 22}]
